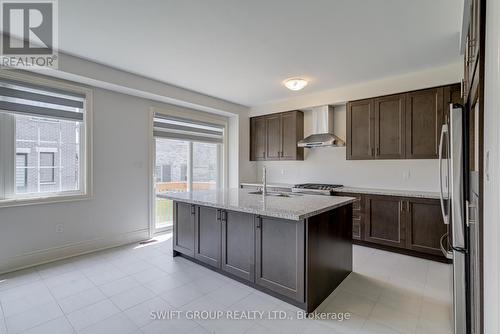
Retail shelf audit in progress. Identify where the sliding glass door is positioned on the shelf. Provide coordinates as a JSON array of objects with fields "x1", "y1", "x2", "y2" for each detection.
[
  {"x1": 152, "y1": 114, "x2": 224, "y2": 233},
  {"x1": 154, "y1": 138, "x2": 189, "y2": 231}
]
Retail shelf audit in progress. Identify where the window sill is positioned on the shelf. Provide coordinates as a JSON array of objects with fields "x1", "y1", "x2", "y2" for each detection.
[{"x1": 0, "y1": 192, "x2": 91, "y2": 209}]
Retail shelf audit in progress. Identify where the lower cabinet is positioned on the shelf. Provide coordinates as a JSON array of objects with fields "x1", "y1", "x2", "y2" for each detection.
[
  {"x1": 194, "y1": 206, "x2": 221, "y2": 268},
  {"x1": 174, "y1": 202, "x2": 305, "y2": 303},
  {"x1": 221, "y1": 210, "x2": 255, "y2": 282},
  {"x1": 173, "y1": 202, "x2": 195, "y2": 257},
  {"x1": 335, "y1": 192, "x2": 364, "y2": 240},
  {"x1": 255, "y1": 216, "x2": 305, "y2": 302},
  {"x1": 365, "y1": 195, "x2": 406, "y2": 249},
  {"x1": 406, "y1": 198, "x2": 448, "y2": 257},
  {"x1": 350, "y1": 194, "x2": 448, "y2": 260}
]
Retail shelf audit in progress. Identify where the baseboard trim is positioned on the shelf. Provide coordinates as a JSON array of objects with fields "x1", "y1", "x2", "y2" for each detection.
[{"x1": 0, "y1": 229, "x2": 150, "y2": 275}]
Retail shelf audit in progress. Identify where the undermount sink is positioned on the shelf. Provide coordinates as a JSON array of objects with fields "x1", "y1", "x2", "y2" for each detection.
[{"x1": 247, "y1": 190, "x2": 301, "y2": 198}]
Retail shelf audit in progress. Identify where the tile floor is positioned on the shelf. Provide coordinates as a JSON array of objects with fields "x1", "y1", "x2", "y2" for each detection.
[{"x1": 0, "y1": 234, "x2": 453, "y2": 334}]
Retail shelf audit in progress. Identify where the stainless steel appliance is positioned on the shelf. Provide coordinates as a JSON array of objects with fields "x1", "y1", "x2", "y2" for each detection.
[
  {"x1": 438, "y1": 103, "x2": 470, "y2": 334},
  {"x1": 297, "y1": 106, "x2": 345, "y2": 148},
  {"x1": 291, "y1": 183, "x2": 343, "y2": 195}
]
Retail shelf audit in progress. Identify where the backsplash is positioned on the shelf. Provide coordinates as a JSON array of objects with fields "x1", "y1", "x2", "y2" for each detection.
[{"x1": 256, "y1": 146, "x2": 439, "y2": 192}]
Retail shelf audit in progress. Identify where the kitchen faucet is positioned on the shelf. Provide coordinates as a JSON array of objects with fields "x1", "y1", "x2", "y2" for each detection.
[{"x1": 262, "y1": 166, "x2": 267, "y2": 196}]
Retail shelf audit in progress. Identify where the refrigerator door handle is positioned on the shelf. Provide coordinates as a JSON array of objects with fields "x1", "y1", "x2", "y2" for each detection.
[
  {"x1": 438, "y1": 124, "x2": 449, "y2": 225},
  {"x1": 440, "y1": 233, "x2": 453, "y2": 259}
]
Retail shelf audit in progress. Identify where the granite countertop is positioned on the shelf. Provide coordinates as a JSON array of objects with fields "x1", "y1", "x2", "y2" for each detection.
[
  {"x1": 240, "y1": 182, "x2": 440, "y2": 199},
  {"x1": 239, "y1": 182, "x2": 295, "y2": 189},
  {"x1": 157, "y1": 189, "x2": 355, "y2": 221}
]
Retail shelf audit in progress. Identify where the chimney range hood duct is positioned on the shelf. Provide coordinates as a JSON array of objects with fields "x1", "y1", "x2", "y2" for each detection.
[{"x1": 297, "y1": 105, "x2": 345, "y2": 148}]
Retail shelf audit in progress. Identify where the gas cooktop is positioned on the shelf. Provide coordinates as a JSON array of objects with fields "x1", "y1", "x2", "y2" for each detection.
[{"x1": 291, "y1": 183, "x2": 343, "y2": 195}]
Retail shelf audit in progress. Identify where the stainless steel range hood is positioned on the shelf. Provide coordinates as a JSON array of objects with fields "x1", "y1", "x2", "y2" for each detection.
[{"x1": 297, "y1": 105, "x2": 345, "y2": 148}]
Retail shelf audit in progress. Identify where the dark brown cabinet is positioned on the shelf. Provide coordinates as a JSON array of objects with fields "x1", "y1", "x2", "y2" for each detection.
[
  {"x1": 333, "y1": 192, "x2": 364, "y2": 240},
  {"x1": 406, "y1": 198, "x2": 448, "y2": 257},
  {"x1": 364, "y1": 195, "x2": 406, "y2": 249},
  {"x1": 281, "y1": 111, "x2": 303, "y2": 160},
  {"x1": 374, "y1": 94, "x2": 406, "y2": 159},
  {"x1": 265, "y1": 114, "x2": 281, "y2": 160},
  {"x1": 255, "y1": 216, "x2": 305, "y2": 302},
  {"x1": 173, "y1": 202, "x2": 195, "y2": 256},
  {"x1": 250, "y1": 117, "x2": 267, "y2": 161},
  {"x1": 345, "y1": 193, "x2": 448, "y2": 262},
  {"x1": 347, "y1": 84, "x2": 459, "y2": 160},
  {"x1": 405, "y1": 87, "x2": 444, "y2": 159},
  {"x1": 346, "y1": 99, "x2": 374, "y2": 159},
  {"x1": 194, "y1": 206, "x2": 221, "y2": 268},
  {"x1": 250, "y1": 111, "x2": 304, "y2": 161},
  {"x1": 221, "y1": 210, "x2": 255, "y2": 282}
]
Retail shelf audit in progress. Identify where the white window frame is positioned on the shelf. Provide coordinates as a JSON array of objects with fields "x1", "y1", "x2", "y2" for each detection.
[
  {"x1": 0, "y1": 71, "x2": 93, "y2": 208},
  {"x1": 148, "y1": 106, "x2": 228, "y2": 236},
  {"x1": 38, "y1": 151, "x2": 56, "y2": 186}
]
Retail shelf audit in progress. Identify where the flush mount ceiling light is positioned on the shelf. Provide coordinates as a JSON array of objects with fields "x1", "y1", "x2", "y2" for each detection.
[{"x1": 283, "y1": 78, "x2": 308, "y2": 91}]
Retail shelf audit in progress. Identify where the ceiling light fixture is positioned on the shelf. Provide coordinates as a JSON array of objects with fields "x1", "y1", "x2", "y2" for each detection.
[{"x1": 284, "y1": 78, "x2": 308, "y2": 91}]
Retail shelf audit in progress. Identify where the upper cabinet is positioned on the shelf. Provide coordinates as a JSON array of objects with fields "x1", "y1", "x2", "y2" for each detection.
[
  {"x1": 375, "y1": 94, "x2": 406, "y2": 159},
  {"x1": 346, "y1": 99, "x2": 374, "y2": 159},
  {"x1": 250, "y1": 110, "x2": 304, "y2": 161},
  {"x1": 347, "y1": 83, "x2": 460, "y2": 160},
  {"x1": 405, "y1": 87, "x2": 443, "y2": 159}
]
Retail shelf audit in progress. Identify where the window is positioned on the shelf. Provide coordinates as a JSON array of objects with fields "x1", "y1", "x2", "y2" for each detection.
[
  {"x1": 0, "y1": 74, "x2": 91, "y2": 205},
  {"x1": 15, "y1": 153, "x2": 27, "y2": 192},
  {"x1": 39, "y1": 152, "x2": 55, "y2": 184},
  {"x1": 152, "y1": 113, "x2": 225, "y2": 231}
]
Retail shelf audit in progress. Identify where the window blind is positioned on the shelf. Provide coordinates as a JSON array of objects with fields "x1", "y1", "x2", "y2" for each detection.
[
  {"x1": 153, "y1": 114, "x2": 224, "y2": 144},
  {"x1": 0, "y1": 78, "x2": 85, "y2": 121}
]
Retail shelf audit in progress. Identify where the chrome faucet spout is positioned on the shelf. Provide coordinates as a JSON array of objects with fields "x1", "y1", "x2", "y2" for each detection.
[{"x1": 262, "y1": 167, "x2": 267, "y2": 196}]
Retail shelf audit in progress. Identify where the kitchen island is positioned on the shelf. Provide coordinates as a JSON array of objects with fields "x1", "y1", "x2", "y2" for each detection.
[{"x1": 158, "y1": 189, "x2": 355, "y2": 312}]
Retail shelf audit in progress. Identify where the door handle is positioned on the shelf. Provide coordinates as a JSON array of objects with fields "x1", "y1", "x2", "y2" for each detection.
[
  {"x1": 191, "y1": 205, "x2": 196, "y2": 215},
  {"x1": 440, "y1": 233, "x2": 453, "y2": 259},
  {"x1": 216, "y1": 210, "x2": 221, "y2": 221},
  {"x1": 438, "y1": 124, "x2": 449, "y2": 225}
]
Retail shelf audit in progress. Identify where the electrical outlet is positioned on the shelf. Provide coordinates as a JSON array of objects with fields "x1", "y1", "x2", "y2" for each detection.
[{"x1": 55, "y1": 224, "x2": 64, "y2": 233}]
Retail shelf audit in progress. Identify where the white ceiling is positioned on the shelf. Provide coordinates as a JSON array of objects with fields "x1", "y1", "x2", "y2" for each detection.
[{"x1": 59, "y1": 0, "x2": 463, "y2": 107}]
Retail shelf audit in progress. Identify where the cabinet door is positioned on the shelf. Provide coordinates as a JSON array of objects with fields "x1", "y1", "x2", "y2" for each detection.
[
  {"x1": 374, "y1": 94, "x2": 406, "y2": 159},
  {"x1": 365, "y1": 196, "x2": 406, "y2": 248},
  {"x1": 194, "y1": 206, "x2": 221, "y2": 268},
  {"x1": 443, "y1": 84, "x2": 462, "y2": 124},
  {"x1": 347, "y1": 99, "x2": 374, "y2": 160},
  {"x1": 281, "y1": 111, "x2": 304, "y2": 160},
  {"x1": 405, "y1": 88, "x2": 444, "y2": 159},
  {"x1": 334, "y1": 192, "x2": 364, "y2": 240},
  {"x1": 266, "y1": 115, "x2": 282, "y2": 160},
  {"x1": 173, "y1": 202, "x2": 195, "y2": 256},
  {"x1": 221, "y1": 210, "x2": 255, "y2": 282},
  {"x1": 406, "y1": 198, "x2": 448, "y2": 257},
  {"x1": 255, "y1": 216, "x2": 305, "y2": 302},
  {"x1": 250, "y1": 117, "x2": 267, "y2": 161}
]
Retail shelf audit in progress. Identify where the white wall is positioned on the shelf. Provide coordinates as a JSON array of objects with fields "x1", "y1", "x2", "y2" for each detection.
[
  {"x1": 0, "y1": 55, "x2": 252, "y2": 274},
  {"x1": 483, "y1": 0, "x2": 500, "y2": 331},
  {"x1": 251, "y1": 63, "x2": 462, "y2": 192}
]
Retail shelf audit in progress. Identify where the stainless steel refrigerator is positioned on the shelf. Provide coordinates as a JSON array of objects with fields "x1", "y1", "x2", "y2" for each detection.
[{"x1": 439, "y1": 104, "x2": 470, "y2": 334}]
